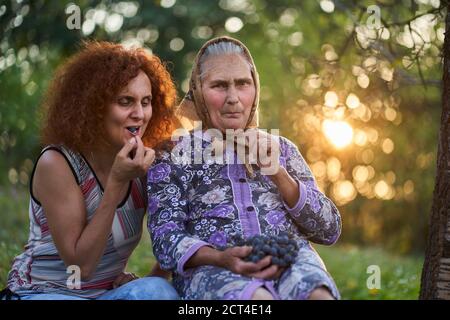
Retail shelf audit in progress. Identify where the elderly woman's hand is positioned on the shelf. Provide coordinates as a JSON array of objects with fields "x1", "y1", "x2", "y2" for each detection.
[
  {"x1": 185, "y1": 245, "x2": 285, "y2": 280},
  {"x1": 109, "y1": 136, "x2": 155, "y2": 185},
  {"x1": 112, "y1": 271, "x2": 139, "y2": 288},
  {"x1": 236, "y1": 129, "x2": 301, "y2": 209},
  {"x1": 221, "y1": 246, "x2": 285, "y2": 280},
  {"x1": 235, "y1": 129, "x2": 281, "y2": 176}
]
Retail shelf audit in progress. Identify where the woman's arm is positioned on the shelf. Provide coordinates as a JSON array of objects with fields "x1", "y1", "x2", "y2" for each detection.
[
  {"x1": 147, "y1": 157, "x2": 282, "y2": 279},
  {"x1": 246, "y1": 130, "x2": 300, "y2": 208},
  {"x1": 147, "y1": 159, "x2": 210, "y2": 276},
  {"x1": 35, "y1": 138, "x2": 154, "y2": 280},
  {"x1": 35, "y1": 151, "x2": 124, "y2": 281},
  {"x1": 275, "y1": 138, "x2": 342, "y2": 245},
  {"x1": 269, "y1": 166, "x2": 300, "y2": 208}
]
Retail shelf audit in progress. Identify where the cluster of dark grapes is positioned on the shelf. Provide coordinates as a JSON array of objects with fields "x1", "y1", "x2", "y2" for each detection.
[{"x1": 233, "y1": 233, "x2": 299, "y2": 267}]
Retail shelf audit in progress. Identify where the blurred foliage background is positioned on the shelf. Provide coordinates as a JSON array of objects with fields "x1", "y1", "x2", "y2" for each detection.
[{"x1": 0, "y1": 0, "x2": 445, "y2": 298}]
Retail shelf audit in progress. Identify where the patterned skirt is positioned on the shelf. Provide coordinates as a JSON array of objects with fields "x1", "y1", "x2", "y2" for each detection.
[{"x1": 173, "y1": 242, "x2": 340, "y2": 300}]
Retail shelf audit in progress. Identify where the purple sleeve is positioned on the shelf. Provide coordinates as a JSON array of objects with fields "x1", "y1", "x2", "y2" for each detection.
[
  {"x1": 147, "y1": 158, "x2": 211, "y2": 276},
  {"x1": 282, "y1": 180, "x2": 308, "y2": 216},
  {"x1": 280, "y1": 137, "x2": 342, "y2": 245}
]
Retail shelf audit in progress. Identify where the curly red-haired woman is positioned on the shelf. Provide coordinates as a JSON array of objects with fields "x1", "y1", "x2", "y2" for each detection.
[{"x1": 1, "y1": 42, "x2": 179, "y2": 300}]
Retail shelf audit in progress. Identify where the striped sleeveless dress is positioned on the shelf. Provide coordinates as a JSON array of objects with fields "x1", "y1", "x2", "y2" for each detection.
[{"x1": 6, "y1": 145, "x2": 147, "y2": 299}]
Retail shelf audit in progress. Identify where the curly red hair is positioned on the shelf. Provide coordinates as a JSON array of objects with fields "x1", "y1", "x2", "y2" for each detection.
[{"x1": 40, "y1": 41, "x2": 177, "y2": 151}]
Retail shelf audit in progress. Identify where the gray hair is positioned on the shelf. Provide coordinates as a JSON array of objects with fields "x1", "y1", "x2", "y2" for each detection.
[{"x1": 198, "y1": 41, "x2": 253, "y2": 79}]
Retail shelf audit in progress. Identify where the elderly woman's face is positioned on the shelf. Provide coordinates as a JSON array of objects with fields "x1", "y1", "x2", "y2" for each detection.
[
  {"x1": 104, "y1": 70, "x2": 153, "y2": 149},
  {"x1": 201, "y1": 53, "x2": 256, "y2": 131}
]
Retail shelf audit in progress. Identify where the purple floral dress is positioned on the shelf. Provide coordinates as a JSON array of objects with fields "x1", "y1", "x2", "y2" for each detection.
[{"x1": 147, "y1": 132, "x2": 341, "y2": 300}]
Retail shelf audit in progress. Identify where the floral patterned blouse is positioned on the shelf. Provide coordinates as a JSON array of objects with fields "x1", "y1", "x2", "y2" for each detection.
[{"x1": 147, "y1": 131, "x2": 342, "y2": 300}]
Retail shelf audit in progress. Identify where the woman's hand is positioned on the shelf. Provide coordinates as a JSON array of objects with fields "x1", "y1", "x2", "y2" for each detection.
[
  {"x1": 220, "y1": 246, "x2": 285, "y2": 280},
  {"x1": 235, "y1": 129, "x2": 281, "y2": 176},
  {"x1": 185, "y1": 245, "x2": 285, "y2": 280},
  {"x1": 112, "y1": 272, "x2": 139, "y2": 288},
  {"x1": 236, "y1": 129, "x2": 300, "y2": 208},
  {"x1": 33, "y1": 137, "x2": 156, "y2": 281},
  {"x1": 109, "y1": 136, "x2": 155, "y2": 186}
]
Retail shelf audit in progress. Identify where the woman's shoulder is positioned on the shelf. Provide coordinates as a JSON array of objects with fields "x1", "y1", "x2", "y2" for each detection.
[
  {"x1": 39, "y1": 144, "x2": 82, "y2": 162},
  {"x1": 37, "y1": 144, "x2": 72, "y2": 166},
  {"x1": 35, "y1": 144, "x2": 83, "y2": 185}
]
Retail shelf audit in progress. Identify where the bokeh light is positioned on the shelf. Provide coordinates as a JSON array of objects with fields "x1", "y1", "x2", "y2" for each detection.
[
  {"x1": 346, "y1": 93, "x2": 360, "y2": 109},
  {"x1": 324, "y1": 91, "x2": 339, "y2": 108},
  {"x1": 225, "y1": 17, "x2": 244, "y2": 33},
  {"x1": 327, "y1": 157, "x2": 341, "y2": 182},
  {"x1": 161, "y1": 0, "x2": 176, "y2": 8},
  {"x1": 353, "y1": 165, "x2": 370, "y2": 182},
  {"x1": 333, "y1": 180, "x2": 357, "y2": 205},
  {"x1": 320, "y1": 0, "x2": 335, "y2": 13},
  {"x1": 322, "y1": 120, "x2": 354, "y2": 148},
  {"x1": 381, "y1": 138, "x2": 395, "y2": 154},
  {"x1": 169, "y1": 37, "x2": 184, "y2": 51}
]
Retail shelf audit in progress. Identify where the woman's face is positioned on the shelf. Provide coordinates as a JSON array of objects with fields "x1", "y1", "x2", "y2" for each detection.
[
  {"x1": 104, "y1": 70, "x2": 153, "y2": 150},
  {"x1": 201, "y1": 53, "x2": 256, "y2": 132}
]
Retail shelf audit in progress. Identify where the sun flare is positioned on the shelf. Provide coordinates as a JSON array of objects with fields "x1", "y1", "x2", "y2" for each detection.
[{"x1": 322, "y1": 119, "x2": 354, "y2": 148}]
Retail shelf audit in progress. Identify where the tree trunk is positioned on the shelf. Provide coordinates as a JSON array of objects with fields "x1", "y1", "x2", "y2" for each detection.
[{"x1": 420, "y1": 4, "x2": 450, "y2": 300}]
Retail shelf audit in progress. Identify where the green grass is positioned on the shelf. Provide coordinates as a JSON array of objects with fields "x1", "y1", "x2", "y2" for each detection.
[
  {"x1": 112, "y1": 231, "x2": 424, "y2": 300},
  {"x1": 0, "y1": 187, "x2": 423, "y2": 299},
  {"x1": 127, "y1": 231, "x2": 157, "y2": 276},
  {"x1": 315, "y1": 244, "x2": 422, "y2": 299}
]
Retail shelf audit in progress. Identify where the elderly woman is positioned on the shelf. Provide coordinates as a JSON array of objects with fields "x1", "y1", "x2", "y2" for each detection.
[
  {"x1": 147, "y1": 37, "x2": 341, "y2": 300},
  {"x1": 1, "y1": 42, "x2": 179, "y2": 300}
]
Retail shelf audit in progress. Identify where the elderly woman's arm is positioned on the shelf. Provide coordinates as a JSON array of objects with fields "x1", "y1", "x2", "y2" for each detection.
[
  {"x1": 147, "y1": 158, "x2": 211, "y2": 277},
  {"x1": 148, "y1": 156, "x2": 282, "y2": 279},
  {"x1": 271, "y1": 138, "x2": 342, "y2": 245},
  {"x1": 269, "y1": 166, "x2": 300, "y2": 208}
]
